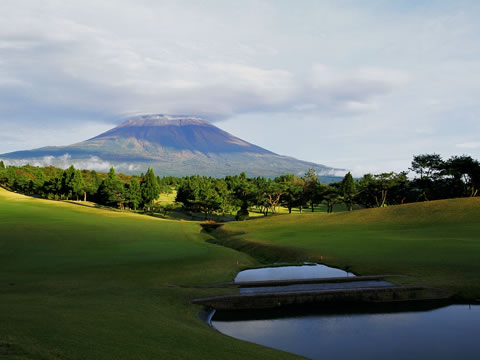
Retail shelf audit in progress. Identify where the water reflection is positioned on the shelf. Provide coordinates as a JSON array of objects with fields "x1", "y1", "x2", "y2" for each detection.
[
  {"x1": 235, "y1": 264, "x2": 354, "y2": 282},
  {"x1": 213, "y1": 305, "x2": 480, "y2": 360}
]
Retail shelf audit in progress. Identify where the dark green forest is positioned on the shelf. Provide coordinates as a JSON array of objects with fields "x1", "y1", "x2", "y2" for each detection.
[{"x1": 0, "y1": 153, "x2": 479, "y2": 219}]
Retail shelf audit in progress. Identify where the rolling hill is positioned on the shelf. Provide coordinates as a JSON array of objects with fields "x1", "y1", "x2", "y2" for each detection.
[
  {"x1": 0, "y1": 187, "x2": 295, "y2": 360},
  {"x1": 1, "y1": 187, "x2": 479, "y2": 359},
  {"x1": 220, "y1": 197, "x2": 480, "y2": 298}
]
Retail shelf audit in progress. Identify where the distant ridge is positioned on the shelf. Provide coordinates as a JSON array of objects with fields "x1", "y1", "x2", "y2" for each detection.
[{"x1": 0, "y1": 114, "x2": 341, "y2": 179}]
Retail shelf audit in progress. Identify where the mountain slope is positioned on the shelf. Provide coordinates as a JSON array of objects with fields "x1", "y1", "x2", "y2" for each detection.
[{"x1": 0, "y1": 115, "x2": 339, "y2": 178}]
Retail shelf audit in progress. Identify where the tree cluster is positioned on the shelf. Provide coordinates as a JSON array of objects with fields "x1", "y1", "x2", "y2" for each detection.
[
  {"x1": 1, "y1": 153, "x2": 479, "y2": 219},
  {"x1": 174, "y1": 154, "x2": 480, "y2": 218},
  {"x1": 0, "y1": 164, "x2": 166, "y2": 211},
  {"x1": 175, "y1": 171, "x2": 328, "y2": 218}
]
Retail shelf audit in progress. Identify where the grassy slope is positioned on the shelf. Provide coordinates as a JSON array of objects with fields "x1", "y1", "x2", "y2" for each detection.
[
  {"x1": 0, "y1": 188, "x2": 301, "y2": 360},
  {"x1": 223, "y1": 198, "x2": 480, "y2": 298}
]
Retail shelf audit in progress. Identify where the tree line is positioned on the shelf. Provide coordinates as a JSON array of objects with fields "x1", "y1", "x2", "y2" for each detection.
[
  {"x1": 0, "y1": 162, "x2": 171, "y2": 211},
  {"x1": 1, "y1": 153, "x2": 479, "y2": 219}
]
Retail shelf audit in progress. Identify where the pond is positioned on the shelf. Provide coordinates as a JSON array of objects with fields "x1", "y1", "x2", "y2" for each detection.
[
  {"x1": 234, "y1": 264, "x2": 355, "y2": 282},
  {"x1": 212, "y1": 304, "x2": 480, "y2": 360},
  {"x1": 210, "y1": 264, "x2": 480, "y2": 359}
]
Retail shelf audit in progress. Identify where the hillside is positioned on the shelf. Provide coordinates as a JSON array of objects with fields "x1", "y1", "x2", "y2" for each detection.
[
  {"x1": 0, "y1": 115, "x2": 339, "y2": 178},
  {"x1": 221, "y1": 198, "x2": 480, "y2": 298},
  {"x1": 0, "y1": 188, "x2": 298, "y2": 360},
  {"x1": 2, "y1": 187, "x2": 480, "y2": 359}
]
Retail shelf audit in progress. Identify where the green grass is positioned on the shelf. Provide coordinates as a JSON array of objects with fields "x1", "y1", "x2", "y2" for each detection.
[
  {"x1": 0, "y1": 188, "x2": 301, "y2": 360},
  {"x1": 156, "y1": 189, "x2": 178, "y2": 205},
  {"x1": 3, "y1": 187, "x2": 480, "y2": 359},
  {"x1": 222, "y1": 197, "x2": 480, "y2": 298}
]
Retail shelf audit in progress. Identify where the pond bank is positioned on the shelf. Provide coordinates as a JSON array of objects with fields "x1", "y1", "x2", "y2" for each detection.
[
  {"x1": 197, "y1": 227, "x2": 453, "y2": 310},
  {"x1": 198, "y1": 218, "x2": 480, "y2": 360},
  {"x1": 206, "y1": 266, "x2": 477, "y2": 360}
]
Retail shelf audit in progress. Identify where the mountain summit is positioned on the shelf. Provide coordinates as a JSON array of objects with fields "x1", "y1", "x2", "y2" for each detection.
[
  {"x1": 88, "y1": 115, "x2": 274, "y2": 155},
  {"x1": 1, "y1": 115, "x2": 338, "y2": 177}
]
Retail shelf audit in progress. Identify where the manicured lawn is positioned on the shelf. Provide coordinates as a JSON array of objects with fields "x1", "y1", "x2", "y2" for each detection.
[
  {"x1": 3, "y1": 186, "x2": 479, "y2": 359},
  {"x1": 0, "y1": 188, "x2": 301, "y2": 360},
  {"x1": 223, "y1": 197, "x2": 480, "y2": 298},
  {"x1": 156, "y1": 189, "x2": 177, "y2": 205}
]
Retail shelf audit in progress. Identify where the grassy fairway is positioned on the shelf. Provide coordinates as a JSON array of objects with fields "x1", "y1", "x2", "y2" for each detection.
[
  {"x1": 0, "y1": 188, "x2": 301, "y2": 360},
  {"x1": 223, "y1": 198, "x2": 480, "y2": 299}
]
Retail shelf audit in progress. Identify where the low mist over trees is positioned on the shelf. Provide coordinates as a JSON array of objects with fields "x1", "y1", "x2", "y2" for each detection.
[{"x1": 1, "y1": 153, "x2": 479, "y2": 219}]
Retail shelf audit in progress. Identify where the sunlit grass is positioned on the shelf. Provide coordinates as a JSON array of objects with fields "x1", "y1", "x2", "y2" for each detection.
[
  {"x1": 0, "y1": 188, "x2": 300, "y2": 360},
  {"x1": 224, "y1": 197, "x2": 480, "y2": 298}
]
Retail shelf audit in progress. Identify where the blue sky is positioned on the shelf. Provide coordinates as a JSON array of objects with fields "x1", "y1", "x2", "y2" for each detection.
[{"x1": 1, "y1": 0, "x2": 479, "y2": 175}]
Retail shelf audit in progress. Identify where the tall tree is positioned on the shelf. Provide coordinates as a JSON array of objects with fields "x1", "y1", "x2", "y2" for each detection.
[
  {"x1": 215, "y1": 178, "x2": 232, "y2": 216},
  {"x1": 61, "y1": 165, "x2": 76, "y2": 200},
  {"x1": 341, "y1": 172, "x2": 356, "y2": 211},
  {"x1": 0, "y1": 164, "x2": 8, "y2": 186},
  {"x1": 30, "y1": 168, "x2": 46, "y2": 197},
  {"x1": 262, "y1": 179, "x2": 286, "y2": 214},
  {"x1": 176, "y1": 176, "x2": 202, "y2": 214},
  {"x1": 85, "y1": 170, "x2": 102, "y2": 202},
  {"x1": 0, "y1": 160, "x2": 5, "y2": 169},
  {"x1": 410, "y1": 154, "x2": 443, "y2": 180},
  {"x1": 98, "y1": 167, "x2": 125, "y2": 208},
  {"x1": 252, "y1": 177, "x2": 269, "y2": 215},
  {"x1": 323, "y1": 185, "x2": 341, "y2": 213},
  {"x1": 279, "y1": 174, "x2": 305, "y2": 214},
  {"x1": 71, "y1": 170, "x2": 85, "y2": 201},
  {"x1": 125, "y1": 177, "x2": 142, "y2": 210},
  {"x1": 373, "y1": 172, "x2": 398, "y2": 207},
  {"x1": 388, "y1": 172, "x2": 410, "y2": 205},
  {"x1": 303, "y1": 168, "x2": 320, "y2": 212},
  {"x1": 197, "y1": 178, "x2": 222, "y2": 219},
  {"x1": 356, "y1": 174, "x2": 377, "y2": 208},
  {"x1": 443, "y1": 155, "x2": 480, "y2": 197},
  {"x1": 141, "y1": 168, "x2": 160, "y2": 211},
  {"x1": 409, "y1": 154, "x2": 444, "y2": 201},
  {"x1": 42, "y1": 175, "x2": 62, "y2": 199},
  {"x1": 229, "y1": 172, "x2": 255, "y2": 220}
]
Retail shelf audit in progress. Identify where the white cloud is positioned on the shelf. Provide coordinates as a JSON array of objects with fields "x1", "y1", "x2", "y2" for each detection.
[
  {"x1": 343, "y1": 101, "x2": 379, "y2": 113},
  {"x1": 0, "y1": 1, "x2": 410, "y2": 127},
  {"x1": 427, "y1": 99, "x2": 441, "y2": 106},
  {"x1": 456, "y1": 142, "x2": 480, "y2": 149},
  {"x1": 3, "y1": 154, "x2": 140, "y2": 173},
  {"x1": 310, "y1": 64, "x2": 410, "y2": 91}
]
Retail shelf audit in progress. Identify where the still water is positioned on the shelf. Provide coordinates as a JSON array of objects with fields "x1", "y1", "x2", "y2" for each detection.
[
  {"x1": 234, "y1": 264, "x2": 355, "y2": 282},
  {"x1": 214, "y1": 265, "x2": 480, "y2": 359},
  {"x1": 213, "y1": 304, "x2": 480, "y2": 360}
]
